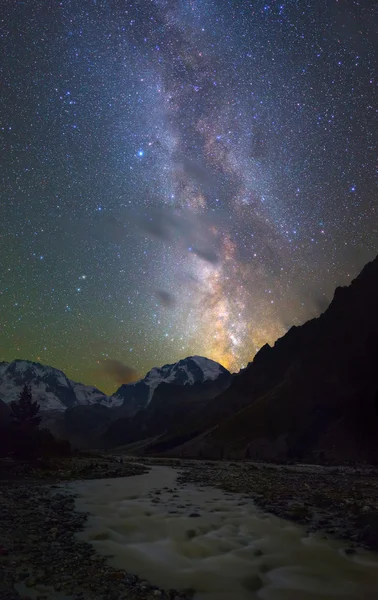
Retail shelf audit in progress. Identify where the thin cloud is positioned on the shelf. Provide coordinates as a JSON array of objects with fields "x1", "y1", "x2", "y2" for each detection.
[{"x1": 96, "y1": 359, "x2": 139, "y2": 386}]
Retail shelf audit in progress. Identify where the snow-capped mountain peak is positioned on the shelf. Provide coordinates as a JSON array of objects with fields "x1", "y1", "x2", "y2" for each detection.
[
  {"x1": 0, "y1": 359, "x2": 108, "y2": 410},
  {"x1": 111, "y1": 355, "x2": 230, "y2": 414},
  {"x1": 144, "y1": 355, "x2": 226, "y2": 389},
  {"x1": 0, "y1": 356, "x2": 230, "y2": 414}
]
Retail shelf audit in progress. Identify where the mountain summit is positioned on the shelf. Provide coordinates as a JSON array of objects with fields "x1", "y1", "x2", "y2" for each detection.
[
  {"x1": 0, "y1": 355, "x2": 230, "y2": 418},
  {"x1": 0, "y1": 360, "x2": 107, "y2": 410},
  {"x1": 110, "y1": 356, "x2": 230, "y2": 415}
]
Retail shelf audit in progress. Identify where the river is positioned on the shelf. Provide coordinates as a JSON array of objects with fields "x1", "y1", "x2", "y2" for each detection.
[{"x1": 69, "y1": 465, "x2": 378, "y2": 600}]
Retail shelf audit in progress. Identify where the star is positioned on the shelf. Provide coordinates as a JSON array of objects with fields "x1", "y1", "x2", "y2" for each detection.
[{"x1": 0, "y1": 0, "x2": 375, "y2": 393}]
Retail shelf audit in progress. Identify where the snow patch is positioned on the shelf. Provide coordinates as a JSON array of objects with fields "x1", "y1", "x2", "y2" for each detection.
[
  {"x1": 111, "y1": 355, "x2": 229, "y2": 407},
  {"x1": 0, "y1": 360, "x2": 108, "y2": 411}
]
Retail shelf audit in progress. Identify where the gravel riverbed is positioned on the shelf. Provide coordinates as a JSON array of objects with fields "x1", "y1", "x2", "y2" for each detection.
[
  {"x1": 2, "y1": 455, "x2": 378, "y2": 599},
  {"x1": 174, "y1": 459, "x2": 378, "y2": 552},
  {"x1": 0, "y1": 456, "x2": 190, "y2": 600}
]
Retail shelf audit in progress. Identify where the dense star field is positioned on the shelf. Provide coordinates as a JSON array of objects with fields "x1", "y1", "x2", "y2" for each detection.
[{"x1": 1, "y1": 1, "x2": 376, "y2": 393}]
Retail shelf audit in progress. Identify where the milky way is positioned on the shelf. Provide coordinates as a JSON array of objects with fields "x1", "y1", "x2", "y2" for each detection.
[{"x1": 1, "y1": 1, "x2": 376, "y2": 392}]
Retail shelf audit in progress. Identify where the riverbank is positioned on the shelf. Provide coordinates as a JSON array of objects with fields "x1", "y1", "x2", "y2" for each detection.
[
  {"x1": 2, "y1": 455, "x2": 378, "y2": 599},
  {"x1": 0, "y1": 454, "x2": 148, "y2": 483},
  {"x1": 62, "y1": 462, "x2": 378, "y2": 600},
  {"x1": 111, "y1": 455, "x2": 378, "y2": 551},
  {"x1": 173, "y1": 459, "x2": 378, "y2": 551},
  {"x1": 0, "y1": 456, "x2": 189, "y2": 600}
]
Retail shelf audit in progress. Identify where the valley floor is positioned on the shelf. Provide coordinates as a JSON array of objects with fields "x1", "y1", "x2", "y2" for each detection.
[
  {"x1": 0, "y1": 456, "x2": 189, "y2": 600},
  {"x1": 153, "y1": 457, "x2": 378, "y2": 551},
  {"x1": 1, "y1": 455, "x2": 378, "y2": 599}
]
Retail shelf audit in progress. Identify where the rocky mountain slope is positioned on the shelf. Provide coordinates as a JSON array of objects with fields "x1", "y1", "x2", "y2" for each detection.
[
  {"x1": 41, "y1": 356, "x2": 231, "y2": 448},
  {"x1": 102, "y1": 372, "x2": 232, "y2": 449},
  {"x1": 161, "y1": 254, "x2": 378, "y2": 462},
  {"x1": 111, "y1": 356, "x2": 230, "y2": 416},
  {"x1": 0, "y1": 360, "x2": 108, "y2": 410},
  {"x1": 0, "y1": 356, "x2": 231, "y2": 447}
]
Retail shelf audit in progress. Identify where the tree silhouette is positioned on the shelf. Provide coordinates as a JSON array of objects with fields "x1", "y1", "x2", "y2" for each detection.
[
  {"x1": 10, "y1": 384, "x2": 41, "y2": 431},
  {"x1": 2, "y1": 386, "x2": 71, "y2": 461}
]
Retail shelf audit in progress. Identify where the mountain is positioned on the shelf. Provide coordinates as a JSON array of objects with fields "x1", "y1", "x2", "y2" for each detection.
[
  {"x1": 24, "y1": 356, "x2": 231, "y2": 448},
  {"x1": 110, "y1": 356, "x2": 230, "y2": 416},
  {"x1": 6, "y1": 250, "x2": 378, "y2": 463},
  {"x1": 0, "y1": 360, "x2": 108, "y2": 410},
  {"x1": 0, "y1": 356, "x2": 231, "y2": 448},
  {"x1": 102, "y1": 369, "x2": 232, "y2": 449},
  {"x1": 161, "y1": 254, "x2": 378, "y2": 462}
]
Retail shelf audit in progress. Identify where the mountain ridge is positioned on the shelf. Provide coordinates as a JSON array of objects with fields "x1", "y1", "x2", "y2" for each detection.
[
  {"x1": 1, "y1": 254, "x2": 377, "y2": 462},
  {"x1": 0, "y1": 359, "x2": 108, "y2": 410},
  {"x1": 62, "y1": 356, "x2": 232, "y2": 448},
  {"x1": 155, "y1": 253, "x2": 378, "y2": 461},
  {"x1": 111, "y1": 355, "x2": 230, "y2": 416},
  {"x1": 0, "y1": 356, "x2": 231, "y2": 448}
]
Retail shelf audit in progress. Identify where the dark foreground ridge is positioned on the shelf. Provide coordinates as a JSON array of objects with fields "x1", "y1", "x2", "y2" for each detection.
[
  {"x1": 138, "y1": 254, "x2": 378, "y2": 461},
  {"x1": 50, "y1": 254, "x2": 378, "y2": 462}
]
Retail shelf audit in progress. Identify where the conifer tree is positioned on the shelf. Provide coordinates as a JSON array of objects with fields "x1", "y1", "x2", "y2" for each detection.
[{"x1": 10, "y1": 384, "x2": 41, "y2": 430}]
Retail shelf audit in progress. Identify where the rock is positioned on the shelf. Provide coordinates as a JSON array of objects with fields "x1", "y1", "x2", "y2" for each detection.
[
  {"x1": 188, "y1": 512, "x2": 200, "y2": 518},
  {"x1": 288, "y1": 504, "x2": 310, "y2": 521},
  {"x1": 356, "y1": 512, "x2": 378, "y2": 550},
  {"x1": 111, "y1": 571, "x2": 125, "y2": 580}
]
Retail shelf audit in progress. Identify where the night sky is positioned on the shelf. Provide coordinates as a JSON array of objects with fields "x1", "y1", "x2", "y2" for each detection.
[{"x1": 1, "y1": 1, "x2": 376, "y2": 393}]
